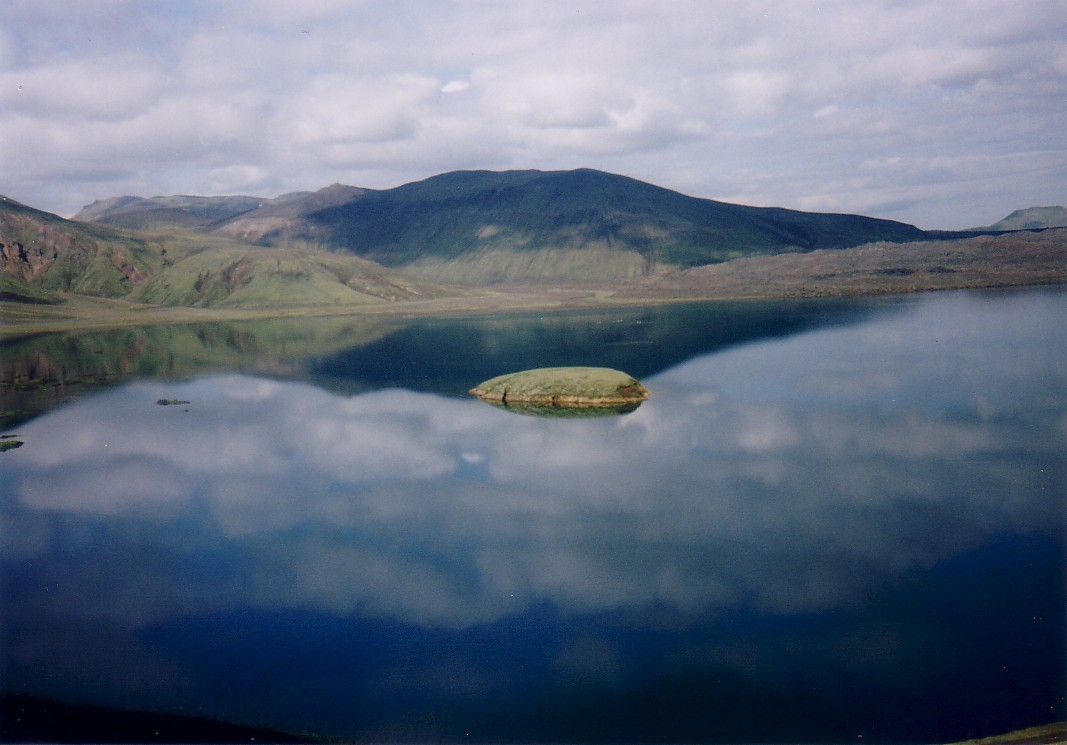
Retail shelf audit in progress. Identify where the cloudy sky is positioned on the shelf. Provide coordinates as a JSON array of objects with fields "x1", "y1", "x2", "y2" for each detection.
[{"x1": 2, "y1": 0, "x2": 1066, "y2": 229}]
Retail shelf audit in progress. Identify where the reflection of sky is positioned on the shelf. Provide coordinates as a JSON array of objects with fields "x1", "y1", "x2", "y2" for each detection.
[{"x1": 2, "y1": 290, "x2": 1063, "y2": 635}]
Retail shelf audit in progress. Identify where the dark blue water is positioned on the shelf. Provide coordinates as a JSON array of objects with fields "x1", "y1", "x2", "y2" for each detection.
[{"x1": 1, "y1": 289, "x2": 1064, "y2": 742}]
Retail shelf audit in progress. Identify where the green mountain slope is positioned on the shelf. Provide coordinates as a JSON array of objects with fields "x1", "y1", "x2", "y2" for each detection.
[
  {"x1": 129, "y1": 245, "x2": 444, "y2": 308},
  {"x1": 203, "y1": 169, "x2": 929, "y2": 282},
  {"x1": 981, "y1": 206, "x2": 1067, "y2": 231},
  {"x1": 1, "y1": 196, "x2": 453, "y2": 308},
  {"x1": 71, "y1": 188, "x2": 366, "y2": 235},
  {"x1": 214, "y1": 184, "x2": 367, "y2": 244},
  {"x1": 1, "y1": 194, "x2": 161, "y2": 296},
  {"x1": 52, "y1": 170, "x2": 1064, "y2": 292},
  {"x1": 0, "y1": 273, "x2": 65, "y2": 304},
  {"x1": 71, "y1": 169, "x2": 980, "y2": 284},
  {"x1": 72, "y1": 193, "x2": 269, "y2": 231}
]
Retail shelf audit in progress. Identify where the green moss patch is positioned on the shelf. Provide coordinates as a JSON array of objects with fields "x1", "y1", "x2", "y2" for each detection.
[{"x1": 470, "y1": 367, "x2": 649, "y2": 407}]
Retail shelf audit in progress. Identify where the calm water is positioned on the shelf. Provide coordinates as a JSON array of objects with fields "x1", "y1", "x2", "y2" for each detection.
[{"x1": 1, "y1": 289, "x2": 1064, "y2": 743}]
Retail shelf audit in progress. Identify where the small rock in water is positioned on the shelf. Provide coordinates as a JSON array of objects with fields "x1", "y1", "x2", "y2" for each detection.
[
  {"x1": 0, "y1": 436, "x2": 24, "y2": 453},
  {"x1": 470, "y1": 366, "x2": 649, "y2": 410}
]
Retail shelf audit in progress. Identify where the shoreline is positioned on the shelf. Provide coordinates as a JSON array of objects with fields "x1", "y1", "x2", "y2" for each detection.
[
  {"x1": 4, "y1": 277, "x2": 1064, "y2": 340},
  {"x1": 3, "y1": 230, "x2": 1064, "y2": 339}
]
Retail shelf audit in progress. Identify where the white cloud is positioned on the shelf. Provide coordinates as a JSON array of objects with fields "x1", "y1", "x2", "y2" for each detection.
[
  {"x1": 723, "y1": 68, "x2": 792, "y2": 117},
  {"x1": 4, "y1": 291, "x2": 1062, "y2": 628},
  {"x1": 205, "y1": 164, "x2": 270, "y2": 194},
  {"x1": 283, "y1": 73, "x2": 441, "y2": 145},
  {"x1": 0, "y1": 0, "x2": 1064, "y2": 227},
  {"x1": 441, "y1": 79, "x2": 469, "y2": 94},
  {"x1": 1, "y1": 58, "x2": 163, "y2": 120},
  {"x1": 812, "y1": 104, "x2": 838, "y2": 119},
  {"x1": 178, "y1": 32, "x2": 282, "y2": 90},
  {"x1": 479, "y1": 69, "x2": 621, "y2": 129}
]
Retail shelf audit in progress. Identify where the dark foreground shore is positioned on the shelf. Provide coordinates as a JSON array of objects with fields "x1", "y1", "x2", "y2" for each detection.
[
  {"x1": 2, "y1": 693, "x2": 1063, "y2": 744},
  {"x1": 944, "y1": 722, "x2": 1067, "y2": 745},
  {"x1": 1, "y1": 693, "x2": 313, "y2": 743}
]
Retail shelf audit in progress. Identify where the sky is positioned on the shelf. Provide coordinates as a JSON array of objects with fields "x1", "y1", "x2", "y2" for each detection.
[{"x1": 2, "y1": 0, "x2": 1066, "y2": 229}]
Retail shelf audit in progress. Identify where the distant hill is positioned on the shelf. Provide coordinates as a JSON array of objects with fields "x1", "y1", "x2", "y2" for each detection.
[
  {"x1": 1, "y1": 195, "x2": 453, "y2": 308},
  {"x1": 974, "y1": 206, "x2": 1067, "y2": 231},
  {"x1": 33, "y1": 171, "x2": 1066, "y2": 302},
  {"x1": 214, "y1": 183, "x2": 366, "y2": 244},
  {"x1": 322, "y1": 167, "x2": 927, "y2": 273},
  {"x1": 72, "y1": 193, "x2": 270, "y2": 231},
  {"x1": 72, "y1": 187, "x2": 367, "y2": 236},
  {"x1": 76, "y1": 169, "x2": 932, "y2": 284},
  {"x1": 627, "y1": 229, "x2": 1067, "y2": 300},
  {"x1": 4, "y1": 184, "x2": 1065, "y2": 330}
]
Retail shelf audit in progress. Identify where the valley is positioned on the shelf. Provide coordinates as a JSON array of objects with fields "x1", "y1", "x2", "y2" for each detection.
[{"x1": 2, "y1": 169, "x2": 1065, "y2": 338}]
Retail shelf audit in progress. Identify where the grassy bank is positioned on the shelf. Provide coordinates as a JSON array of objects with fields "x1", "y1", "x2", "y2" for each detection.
[
  {"x1": 3, "y1": 229, "x2": 1064, "y2": 339},
  {"x1": 942, "y1": 722, "x2": 1066, "y2": 745}
]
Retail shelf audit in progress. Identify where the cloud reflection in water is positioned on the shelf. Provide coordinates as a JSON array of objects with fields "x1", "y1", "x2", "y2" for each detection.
[{"x1": 3, "y1": 292, "x2": 1062, "y2": 634}]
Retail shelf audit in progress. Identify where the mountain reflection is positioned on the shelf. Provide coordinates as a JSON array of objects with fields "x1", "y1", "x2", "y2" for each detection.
[
  {"x1": 4, "y1": 290, "x2": 1062, "y2": 633},
  {"x1": 0, "y1": 297, "x2": 877, "y2": 429}
]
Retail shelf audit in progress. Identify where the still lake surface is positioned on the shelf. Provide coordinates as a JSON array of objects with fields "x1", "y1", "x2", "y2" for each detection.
[{"x1": 1, "y1": 288, "x2": 1064, "y2": 743}]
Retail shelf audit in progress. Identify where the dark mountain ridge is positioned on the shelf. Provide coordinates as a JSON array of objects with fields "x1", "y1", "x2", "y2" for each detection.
[
  {"x1": 264, "y1": 169, "x2": 931, "y2": 276},
  {"x1": 215, "y1": 183, "x2": 367, "y2": 244},
  {"x1": 3, "y1": 182, "x2": 1064, "y2": 333},
  {"x1": 74, "y1": 168, "x2": 935, "y2": 283},
  {"x1": 26, "y1": 168, "x2": 1064, "y2": 292}
]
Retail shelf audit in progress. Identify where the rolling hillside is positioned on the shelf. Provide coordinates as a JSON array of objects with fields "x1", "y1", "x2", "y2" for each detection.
[
  {"x1": 214, "y1": 183, "x2": 367, "y2": 244},
  {"x1": 16, "y1": 170, "x2": 1063, "y2": 308},
  {"x1": 1, "y1": 195, "x2": 454, "y2": 308},
  {"x1": 253, "y1": 169, "x2": 931, "y2": 281},
  {"x1": 977, "y1": 206, "x2": 1067, "y2": 231},
  {"x1": 77, "y1": 169, "x2": 933, "y2": 283},
  {"x1": 72, "y1": 193, "x2": 272, "y2": 231},
  {"x1": 1, "y1": 194, "x2": 160, "y2": 296},
  {"x1": 127, "y1": 244, "x2": 446, "y2": 308}
]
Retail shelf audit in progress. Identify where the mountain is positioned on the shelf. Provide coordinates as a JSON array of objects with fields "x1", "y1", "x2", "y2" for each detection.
[
  {"x1": 1, "y1": 195, "x2": 452, "y2": 308},
  {"x1": 72, "y1": 170, "x2": 932, "y2": 284},
  {"x1": 1, "y1": 193, "x2": 159, "y2": 296},
  {"x1": 72, "y1": 187, "x2": 367, "y2": 236},
  {"x1": 73, "y1": 193, "x2": 279, "y2": 231},
  {"x1": 976, "y1": 206, "x2": 1067, "y2": 231},
  {"x1": 30, "y1": 170, "x2": 1062, "y2": 302},
  {"x1": 627, "y1": 228, "x2": 1067, "y2": 300},
  {"x1": 127, "y1": 243, "x2": 446, "y2": 308},
  {"x1": 214, "y1": 183, "x2": 366, "y2": 244},
  {"x1": 194, "y1": 169, "x2": 930, "y2": 283}
]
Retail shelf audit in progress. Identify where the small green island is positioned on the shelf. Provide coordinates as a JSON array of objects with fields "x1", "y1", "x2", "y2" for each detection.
[{"x1": 470, "y1": 366, "x2": 649, "y2": 416}]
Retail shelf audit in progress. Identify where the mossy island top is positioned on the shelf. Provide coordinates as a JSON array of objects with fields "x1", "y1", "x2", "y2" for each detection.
[{"x1": 470, "y1": 367, "x2": 650, "y2": 407}]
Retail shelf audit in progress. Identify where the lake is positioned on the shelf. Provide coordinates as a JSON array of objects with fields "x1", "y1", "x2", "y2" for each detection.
[{"x1": 1, "y1": 288, "x2": 1064, "y2": 743}]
